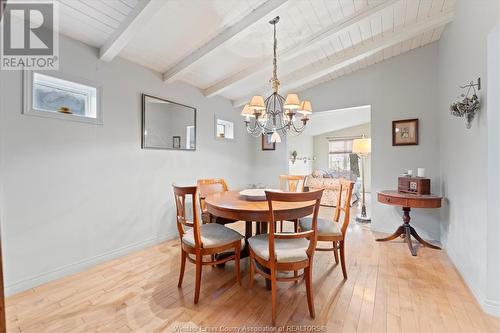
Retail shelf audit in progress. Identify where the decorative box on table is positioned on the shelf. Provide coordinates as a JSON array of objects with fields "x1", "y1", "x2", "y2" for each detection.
[{"x1": 398, "y1": 176, "x2": 430, "y2": 195}]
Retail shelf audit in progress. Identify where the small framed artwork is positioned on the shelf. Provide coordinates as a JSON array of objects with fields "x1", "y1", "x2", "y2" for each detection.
[
  {"x1": 173, "y1": 136, "x2": 181, "y2": 149},
  {"x1": 262, "y1": 133, "x2": 275, "y2": 151},
  {"x1": 392, "y1": 118, "x2": 418, "y2": 146}
]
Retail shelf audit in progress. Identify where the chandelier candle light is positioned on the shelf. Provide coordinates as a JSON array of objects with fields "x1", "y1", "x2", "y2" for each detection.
[
  {"x1": 241, "y1": 16, "x2": 312, "y2": 143},
  {"x1": 352, "y1": 136, "x2": 371, "y2": 223}
]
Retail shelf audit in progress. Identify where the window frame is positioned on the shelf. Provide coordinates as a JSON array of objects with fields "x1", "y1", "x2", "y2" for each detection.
[
  {"x1": 327, "y1": 137, "x2": 362, "y2": 172},
  {"x1": 23, "y1": 70, "x2": 103, "y2": 124}
]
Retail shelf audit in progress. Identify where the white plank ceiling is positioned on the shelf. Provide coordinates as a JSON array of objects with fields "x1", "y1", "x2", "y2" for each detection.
[{"x1": 26, "y1": 0, "x2": 456, "y2": 107}]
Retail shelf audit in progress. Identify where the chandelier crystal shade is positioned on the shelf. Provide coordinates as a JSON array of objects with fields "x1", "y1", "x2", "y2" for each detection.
[{"x1": 241, "y1": 16, "x2": 312, "y2": 143}]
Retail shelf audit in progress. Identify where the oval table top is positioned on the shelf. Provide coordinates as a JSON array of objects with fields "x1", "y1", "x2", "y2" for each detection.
[
  {"x1": 378, "y1": 190, "x2": 442, "y2": 208},
  {"x1": 204, "y1": 191, "x2": 315, "y2": 222}
]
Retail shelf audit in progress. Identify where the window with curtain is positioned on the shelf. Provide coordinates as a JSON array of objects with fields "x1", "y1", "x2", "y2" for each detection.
[{"x1": 328, "y1": 139, "x2": 360, "y2": 176}]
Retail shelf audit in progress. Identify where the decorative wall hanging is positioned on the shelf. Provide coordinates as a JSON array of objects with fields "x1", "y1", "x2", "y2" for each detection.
[
  {"x1": 450, "y1": 78, "x2": 481, "y2": 129},
  {"x1": 289, "y1": 150, "x2": 313, "y2": 164},
  {"x1": 392, "y1": 119, "x2": 419, "y2": 146}
]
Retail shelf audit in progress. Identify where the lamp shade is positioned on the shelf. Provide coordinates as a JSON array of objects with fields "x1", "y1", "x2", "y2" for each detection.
[
  {"x1": 249, "y1": 95, "x2": 265, "y2": 110},
  {"x1": 240, "y1": 104, "x2": 255, "y2": 117},
  {"x1": 284, "y1": 94, "x2": 300, "y2": 109},
  {"x1": 298, "y1": 100, "x2": 312, "y2": 115},
  {"x1": 352, "y1": 138, "x2": 371, "y2": 155}
]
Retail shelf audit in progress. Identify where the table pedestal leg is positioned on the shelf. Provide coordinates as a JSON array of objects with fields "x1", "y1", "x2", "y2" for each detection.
[{"x1": 376, "y1": 207, "x2": 441, "y2": 256}]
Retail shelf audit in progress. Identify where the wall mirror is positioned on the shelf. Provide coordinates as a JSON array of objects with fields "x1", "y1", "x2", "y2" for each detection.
[
  {"x1": 142, "y1": 94, "x2": 196, "y2": 150},
  {"x1": 215, "y1": 117, "x2": 234, "y2": 140}
]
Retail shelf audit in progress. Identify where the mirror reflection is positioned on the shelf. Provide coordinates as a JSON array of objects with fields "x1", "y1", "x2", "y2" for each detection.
[{"x1": 142, "y1": 94, "x2": 196, "y2": 150}]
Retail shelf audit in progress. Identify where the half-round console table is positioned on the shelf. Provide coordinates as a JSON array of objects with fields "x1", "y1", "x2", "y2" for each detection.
[{"x1": 376, "y1": 190, "x2": 442, "y2": 256}]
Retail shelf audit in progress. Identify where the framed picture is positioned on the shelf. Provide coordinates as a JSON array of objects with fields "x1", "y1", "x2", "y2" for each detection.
[
  {"x1": 392, "y1": 118, "x2": 418, "y2": 146},
  {"x1": 262, "y1": 133, "x2": 275, "y2": 151},
  {"x1": 173, "y1": 136, "x2": 181, "y2": 149}
]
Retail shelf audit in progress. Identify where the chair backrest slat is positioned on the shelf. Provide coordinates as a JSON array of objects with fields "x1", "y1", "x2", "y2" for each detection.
[
  {"x1": 265, "y1": 189, "x2": 324, "y2": 261},
  {"x1": 197, "y1": 178, "x2": 229, "y2": 212},
  {"x1": 279, "y1": 175, "x2": 305, "y2": 193},
  {"x1": 333, "y1": 180, "x2": 354, "y2": 235},
  {"x1": 173, "y1": 185, "x2": 202, "y2": 247}
]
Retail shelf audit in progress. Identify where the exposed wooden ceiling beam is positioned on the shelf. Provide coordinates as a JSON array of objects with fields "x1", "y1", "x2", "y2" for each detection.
[
  {"x1": 204, "y1": 0, "x2": 399, "y2": 98},
  {"x1": 161, "y1": 0, "x2": 289, "y2": 83},
  {"x1": 233, "y1": 12, "x2": 454, "y2": 107},
  {"x1": 99, "y1": 0, "x2": 167, "y2": 62}
]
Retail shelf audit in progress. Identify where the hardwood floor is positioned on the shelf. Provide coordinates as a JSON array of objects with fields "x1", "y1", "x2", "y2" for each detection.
[{"x1": 6, "y1": 204, "x2": 500, "y2": 332}]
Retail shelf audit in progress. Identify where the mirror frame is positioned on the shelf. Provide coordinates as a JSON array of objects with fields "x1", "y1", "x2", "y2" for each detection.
[{"x1": 141, "y1": 93, "x2": 197, "y2": 151}]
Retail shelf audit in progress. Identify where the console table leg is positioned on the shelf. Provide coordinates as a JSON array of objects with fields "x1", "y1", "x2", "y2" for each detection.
[
  {"x1": 376, "y1": 226, "x2": 404, "y2": 241},
  {"x1": 410, "y1": 226, "x2": 441, "y2": 250},
  {"x1": 404, "y1": 225, "x2": 416, "y2": 256}
]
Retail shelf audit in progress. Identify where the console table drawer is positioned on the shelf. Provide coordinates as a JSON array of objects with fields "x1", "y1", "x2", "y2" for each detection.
[{"x1": 378, "y1": 193, "x2": 407, "y2": 206}]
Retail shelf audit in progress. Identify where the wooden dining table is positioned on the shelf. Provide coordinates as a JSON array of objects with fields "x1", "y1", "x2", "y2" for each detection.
[{"x1": 204, "y1": 190, "x2": 315, "y2": 239}]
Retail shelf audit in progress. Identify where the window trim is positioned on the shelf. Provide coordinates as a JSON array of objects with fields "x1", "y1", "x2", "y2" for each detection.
[{"x1": 23, "y1": 70, "x2": 103, "y2": 125}]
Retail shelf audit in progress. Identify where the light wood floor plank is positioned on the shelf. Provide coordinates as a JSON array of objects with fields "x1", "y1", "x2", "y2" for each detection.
[{"x1": 6, "y1": 206, "x2": 500, "y2": 332}]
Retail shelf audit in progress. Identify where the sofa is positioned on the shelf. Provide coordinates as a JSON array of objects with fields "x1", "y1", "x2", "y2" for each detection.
[{"x1": 305, "y1": 170, "x2": 361, "y2": 207}]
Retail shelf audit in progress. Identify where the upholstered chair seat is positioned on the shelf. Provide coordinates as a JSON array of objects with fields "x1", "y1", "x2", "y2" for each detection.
[
  {"x1": 173, "y1": 185, "x2": 242, "y2": 304},
  {"x1": 247, "y1": 189, "x2": 324, "y2": 326},
  {"x1": 298, "y1": 180, "x2": 354, "y2": 280},
  {"x1": 299, "y1": 217, "x2": 342, "y2": 237},
  {"x1": 182, "y1": 223, "x2": 245, "y2": 249},
  {"x1": 248, "y1": 234, "x2": 308, "y2": 263}
]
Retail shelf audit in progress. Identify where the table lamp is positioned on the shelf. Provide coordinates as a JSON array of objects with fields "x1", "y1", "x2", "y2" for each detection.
[{"x1": 352, "y1": 136, "x2": 371, "y2": 223}]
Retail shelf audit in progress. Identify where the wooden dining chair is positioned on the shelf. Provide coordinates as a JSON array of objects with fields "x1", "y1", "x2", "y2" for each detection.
[
  {"x1": 278, "y1": 175, "x2": 306, "y2": 232},
  {"x1": 248, "y1": 189, "x2": 324, "y2": 326},
  {"x1": 197, "y1": 178, "x2": 238, "y2": 225},
  {"x1": 299, "y1": 180, "x2": 354, "y2": 279},
  {"x1": 173, "y1": 185, "x2": 244, "y2": 304}
]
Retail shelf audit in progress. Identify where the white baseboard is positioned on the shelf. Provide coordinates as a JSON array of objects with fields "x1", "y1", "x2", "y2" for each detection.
[
  {"x1": 485, "y1": 298, "x2": 500, "y2": 317},
  {"x1": 445, "y1": 246, "x2": 500, "y2": 318},
  {"x1": 5, "y1": 232, "x2": 177, "y2": 296}
]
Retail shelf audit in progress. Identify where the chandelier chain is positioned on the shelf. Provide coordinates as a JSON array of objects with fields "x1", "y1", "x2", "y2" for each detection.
[{"x1": 270, "y1": 17, "x2": 280, "y2": 93}]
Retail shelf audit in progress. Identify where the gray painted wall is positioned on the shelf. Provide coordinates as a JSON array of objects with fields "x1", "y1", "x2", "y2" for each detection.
[
  {"x1": 487, "y1": 23, "x2": 500, "y2": 316},
  {"x1": 0, "y1": 36, "x2": 253, "y2": 295},
  {"x1": 438, "y1": 0, "x2": 500, "y2": 316},
  {"x1": 287, "y1": 135, "x2": 314, "y2": 176},
  {"x1": 252, "y1": 43, "x2": 441, "y2": 240}
]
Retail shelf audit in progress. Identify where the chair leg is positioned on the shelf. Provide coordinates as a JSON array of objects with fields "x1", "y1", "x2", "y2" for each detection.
[
  {"x1": 294, "y1": 219, "x2": 298, "y2": 233},
  {"x1": 271, "y1": 268, "x2": 277, "y2": 326},
  {"x1": 340, "y1": 240, "x2": 347, "y2": 279},
  {"x1": 211, "y1": 254, "x2": 216, "y2": 267},
  {"x1": 333, "y1": 241, "x2": 339, "y2": 264},
  {"x1": 178, "y1": 250, "x2": 187, "y2": 288},
  {"x1": 280, "y1": 220, "x2": 284, "y2": 232},
  {"x1": 305, "y1": 266, "x2": 315, "y2": 319},
  {"x1": 249, "y1": 252, "x2": 255, "y2": 288},
  {"x1": 235, "y1": 245, "x2": 241, "y2": 285},
  {"x1": 294, "y1": 269, "x2": 298, "y2": 283},
  {"x1": 194, "y1": 253, "x2": 202, "y2": 304}
]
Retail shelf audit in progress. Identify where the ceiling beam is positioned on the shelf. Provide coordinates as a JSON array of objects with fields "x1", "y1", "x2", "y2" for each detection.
[
  {"x1": 204, "y1": 0, "x2": 399, "y2": 98},
  {"x1": 99, "y1": 0, "x2": 167, "y2": 62},
  {"x1": 161, "y1": 0, "x2": 289, "y2": 83},
  {"x1": 233, "y1": 12, "x2": 454, "y2": 107}
]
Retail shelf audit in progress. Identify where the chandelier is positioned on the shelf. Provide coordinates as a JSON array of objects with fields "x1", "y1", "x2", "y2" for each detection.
[{"x1": 240, "y1": 16, "x2": 312, "y2": 143}]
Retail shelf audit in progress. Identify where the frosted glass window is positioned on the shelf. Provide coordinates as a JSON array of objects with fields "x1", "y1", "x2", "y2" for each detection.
[{"x1": 32, "y1": 73, "x2": 98, "y2": 119}]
